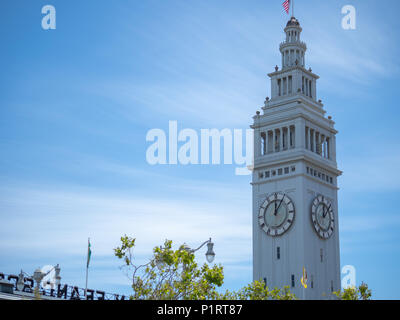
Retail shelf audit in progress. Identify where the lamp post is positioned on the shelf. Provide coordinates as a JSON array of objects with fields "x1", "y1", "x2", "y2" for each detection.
[
  {"x1": 33, "y1": 268, "x2": 45, "y2": 291},
  {"x1": 16, "y1": 270, "x2": 25, "y2": 291},
  {"x1": 183, "y1": 238, "x2": 215, "y2": 263}
]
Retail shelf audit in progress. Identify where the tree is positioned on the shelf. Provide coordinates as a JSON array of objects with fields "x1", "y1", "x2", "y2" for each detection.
[
  {"x1": 217, "y1": 281, "x2": 296, "y2": 300},
  {"x1": 114, "y1": 236, "x2": 370, "y2": 300},
  {"x1": 114, "y1": 235, "x2": 224, "y2": 300},
  {"x1": 333, "y1": 282, "x2": 372, "y2": 300}
]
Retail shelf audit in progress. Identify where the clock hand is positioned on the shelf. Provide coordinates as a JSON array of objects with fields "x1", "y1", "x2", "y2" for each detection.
[
  {"x1": 275, "y1": 195, "x2": 285, "y2": 216},
  {"x1": 321, "y1": 205, "x2": 326, "y2": 218},
  {"x1": 323, "y1": 204, "x2": 331, "y2": 218}
]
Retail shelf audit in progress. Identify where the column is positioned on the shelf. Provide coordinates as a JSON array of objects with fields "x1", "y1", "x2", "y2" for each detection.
[
  {"x1": 286, "y1": 126, "x2": 290, "y2": 149},
  {"x1": 312, "y1": 129, "x2": 316, "y2": 153},
  {"x1": 305, "y1": 79, "x2": 308, "y2": 96},
  {"x1": 292, "y1": 125, "x2": 296, "y2": 148},
  {"x1": 320, "y1": 134, "x2": 324, "y2": 156},
  {"x1": 305, "y1": 126, "x2": 309, "y2": 150},
  {"x1": 272, "y1": 130, "x2": 276, "y2": 153},
  {"x1": 286, "y1": 77, "x2": 288, "y2": 95},
  {"x1": 286, "y1": 50, "x2": 289, "y2": 67},
  {"x1": 255, "y1": 128, "x2": 261, "y2": 158},
  {"x1": 313, "y1": 80, "x2": 317, "y2": 101}
]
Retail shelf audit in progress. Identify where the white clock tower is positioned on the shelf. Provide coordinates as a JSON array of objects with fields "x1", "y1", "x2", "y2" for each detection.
[{"x1": 251, "y1": 16, "x2": 342, "y2": 299}]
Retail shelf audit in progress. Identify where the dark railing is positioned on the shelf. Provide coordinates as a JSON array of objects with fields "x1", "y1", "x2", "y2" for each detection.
[{"x1": 0, "y1": 272, "x2": 126, "y2": 300}]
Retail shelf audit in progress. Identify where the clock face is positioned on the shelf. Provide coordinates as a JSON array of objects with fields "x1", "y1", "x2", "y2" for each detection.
[
  {"x1": 258, "y1": 192, "x2": 295, "y2": 237},
  {"x1": 311, "y1": 195, "x2": 334, "y2": 239}
]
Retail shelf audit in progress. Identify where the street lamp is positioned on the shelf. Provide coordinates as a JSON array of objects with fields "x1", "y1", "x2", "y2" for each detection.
[
  {"x1": 33, "y1": 268, "x2": 45, "y2": 291},
  {"x1": 184, "y1": 238, "x2": 215, "y2": 263},
  {"x1": 16, "y1": 270, "x2": 25, "y2": 291},
  {"x1": 205, "y1": 241, "x2": 215, "y2": 263}
]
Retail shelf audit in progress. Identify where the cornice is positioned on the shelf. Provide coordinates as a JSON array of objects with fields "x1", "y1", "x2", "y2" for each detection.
[{"x1": 267, "y1": 66, "x2": 319, "y2": 79}]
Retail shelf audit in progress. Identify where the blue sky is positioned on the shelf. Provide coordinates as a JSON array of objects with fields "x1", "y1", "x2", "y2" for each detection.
[{"x1": 1, "y1": 0, "x2": 400, "y2": 299}]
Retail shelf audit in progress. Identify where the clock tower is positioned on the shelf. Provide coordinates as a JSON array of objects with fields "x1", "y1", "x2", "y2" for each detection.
[{"x1": 251, "y1": 16, "x2": 342, "y2": 299}]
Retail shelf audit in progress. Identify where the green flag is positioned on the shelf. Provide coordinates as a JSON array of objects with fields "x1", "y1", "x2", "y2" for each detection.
[{"x1": 87, "y1": 238, "x2": 91, "y2": 268}]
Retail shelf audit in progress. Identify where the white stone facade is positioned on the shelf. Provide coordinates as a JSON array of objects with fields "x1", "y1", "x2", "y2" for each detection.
[{"x1": 251, "y1": 17, "x2": 342, "y2": 300}]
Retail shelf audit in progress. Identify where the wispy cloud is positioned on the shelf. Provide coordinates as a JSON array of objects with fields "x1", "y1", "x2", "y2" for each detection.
[
  {"x1": 0, "y1": 181, "x2": 251, "y2": 263},
  {"x1": 339, "y1": 151, "x2": 400, "y2": 192}
]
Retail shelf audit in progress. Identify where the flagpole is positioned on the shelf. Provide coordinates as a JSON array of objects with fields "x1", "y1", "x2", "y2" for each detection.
[
  {"x1": 85, "y1": 237, "x2": 89, "y2": 300},
  {"x1": 292, "y1": 0, "x2": 294, "y2": 17}
]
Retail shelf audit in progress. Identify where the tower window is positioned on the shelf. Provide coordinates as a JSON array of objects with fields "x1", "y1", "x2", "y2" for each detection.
[
  {"x1": 291, "y1": 166, "x2": 296, "y2": 172},
  {"x1": 320, "y1": 249, "x2": 323, "y2": 263},
  {"x1": 291, "y1": 126, "x2": 295, "y2": 147},
  {"x1": 284, "y1": 167, "x2": 289, "y2": 174},
  {"x1": 277, "y1": 247, "x2": 280, "y2": 260},
  {"x1": 265, "y1": 171, "x2": 270, "y2": 178},
  {"x1": 283, "y1": 77, "x2": 287, "y2": 95},
  {"x1": 331, "y1": 280, "x2": 334, "y2": 292},
  {"x1": 291, "y1": 275, "x2": 295, "y2": 288},
  {"x1": 311, "y1": 275, "x2": 314, "y2": 289},
  {"x1": 275, "y1": 131, "x2": 280, "y2": 151},
  {"x1": 278, "y1": 168, "x2": 283, "y2": 176},
  {"x1": 268, "y1": 131, "x2": 273, "y2": 153},
  {"x1": 263, "y1": 277, "x2": 267, "y2": 288},
  {"x1": 305, "y1": 127, "x2": 309, "y2": 149},
  {"x1": 258, "y1": 172, "x2": 264, "y2": 179},
  {"x1": 326, "y1": 138, "x2": 330, "y2": 159},
  {"x1": 282, "y1": 129, "x2": 287, "y2": 149},
  {"x1": 261, "y1": 132, "x2": 266, "y2": 156},
  {"x1": 305, "y1": 78, "x2": 308, "y2": 96},
  {"x1": 277, "y1": 79, "x2": 282, "y2": 96}
]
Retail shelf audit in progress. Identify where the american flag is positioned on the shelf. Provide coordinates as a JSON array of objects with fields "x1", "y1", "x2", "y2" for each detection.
[{"x1": 282, "y1": 0, "x2": 290, "y2": 14}]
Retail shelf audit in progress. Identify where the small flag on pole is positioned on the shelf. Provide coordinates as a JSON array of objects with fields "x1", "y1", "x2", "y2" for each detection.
[
  {"x1": 87, "y1": 238, "x2": 92, "y2": 268},
  {"x1": 301, "y1": 266, "x2": 308, "y2": 289},
  {"x1": 282, "y1": 0, "x2": 290, "y2": 15}
]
